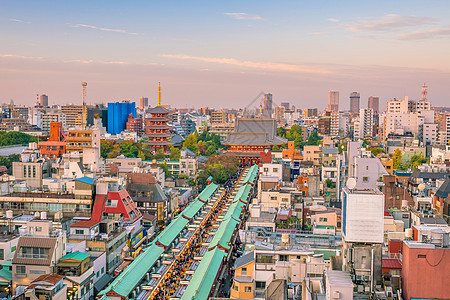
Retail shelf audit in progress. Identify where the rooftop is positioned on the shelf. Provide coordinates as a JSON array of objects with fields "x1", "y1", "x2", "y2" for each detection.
[{"x1": 326, "y1": 270, "x2": 354, "y2": 287}]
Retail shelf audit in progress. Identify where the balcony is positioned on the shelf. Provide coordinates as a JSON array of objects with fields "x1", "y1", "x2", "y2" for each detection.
[{"x1": 17, "y1": 253, "x2": 49, "y2": 259}]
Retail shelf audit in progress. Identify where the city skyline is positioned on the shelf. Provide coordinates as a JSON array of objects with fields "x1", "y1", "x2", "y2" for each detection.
[{"x1": 2, "y1": 0, "x2": 450, "y2": 109}]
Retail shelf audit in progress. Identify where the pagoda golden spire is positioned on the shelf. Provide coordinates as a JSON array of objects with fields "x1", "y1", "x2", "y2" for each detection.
[{"x1": 157, "y1": 82, "x2": 161, "y2": 106}]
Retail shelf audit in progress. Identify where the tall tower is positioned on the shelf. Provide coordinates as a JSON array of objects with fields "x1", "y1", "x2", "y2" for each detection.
[
  {"x1": 82, "y1": 82, "x2": 87, "y2": 128},
  {"x1": 263, "y1": 93, "x2": 272, "y2": 118},
  {"x1": 368, "y1": 96, "x2": 379, "y2": 114},
  {"x1": 40, "y1": 94, "x2": 48, "y2": 107},
  {"x1": 328, "y1": 90, "x2": 339, "y2": 112},
  {"x1": 350, "y1": 92, "x2": 360, "y2": 114},
  {"x1": 421, "y1": 83, "x2": 428, "y2": 101}
]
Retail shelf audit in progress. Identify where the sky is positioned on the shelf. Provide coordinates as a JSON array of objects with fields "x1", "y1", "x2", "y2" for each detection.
[{"x1": 1, "y1": 0, "x2": 450, "y2": 110}]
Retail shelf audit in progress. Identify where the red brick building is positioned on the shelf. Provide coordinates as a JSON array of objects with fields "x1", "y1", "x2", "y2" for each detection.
[{"x1": 125, "y1": 113, "x2": 143, "y2": 134}]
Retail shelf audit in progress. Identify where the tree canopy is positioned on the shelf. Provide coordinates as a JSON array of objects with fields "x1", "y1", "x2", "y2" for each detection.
[{"x1": 0, "y1": 131, "x2": 40, "y2": 146}]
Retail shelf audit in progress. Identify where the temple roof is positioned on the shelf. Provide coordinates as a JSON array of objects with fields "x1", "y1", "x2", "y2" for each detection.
[
  {"x1": 148, "y1": 106, "x2": 169, "y2": 114},
  {"x1": 223, "y1": 118, "x2": 287, "y2": 146}
]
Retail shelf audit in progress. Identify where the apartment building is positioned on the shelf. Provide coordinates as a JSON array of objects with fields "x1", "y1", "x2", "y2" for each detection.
[{"x1": 12, "y1": 220, "x2": 66, "y2": 294}]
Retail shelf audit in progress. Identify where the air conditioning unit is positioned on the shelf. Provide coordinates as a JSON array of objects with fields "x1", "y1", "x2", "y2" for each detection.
[{"x1": 332, "y1": 291, "x2": 340, "y2": 299}]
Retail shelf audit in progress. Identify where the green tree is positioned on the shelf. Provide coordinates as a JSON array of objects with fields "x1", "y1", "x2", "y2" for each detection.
[
  {"x1": 409, "y1": 153, "x2": 428, "y2": 169},
  {"x1": 168, "y1": 146, "x2": 181, "y2": 160},
  {"x1": 0, "y1": 131, "x2": 40, "y2": 146},
  {"x1": 338, "y1": 141, "x2": 347, "y2": 154},
  {"x1": 0, "y1": 154, "x2": 20, "y2": 174},
  {"x1": 393, "y1": 148, "x2": 404, "y2": 170},
  {"x1": 182, "y1": 133, "x2": 199, "y2": 154},
  {"x1": 205, "y1": 145, "x2": 217, "y2": 156},
  {"x1": 154, "y1": 148, "x2": 165, "y2": 160},
  {"x1": 368, "y1": 147, "x2": 385, "y2": 157},
  {"x1": 305, "y1": 131, "x2": 320, "y2": 146},
  {"x1": 100, "y1": 140, "x2": 114, "y2": 159},
  {"x1": 159, "y1": 162, "x2": 171, "y2": 177}
]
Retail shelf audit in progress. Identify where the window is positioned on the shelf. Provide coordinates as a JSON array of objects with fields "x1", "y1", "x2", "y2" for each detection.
[
  {"x1": 319, "y1": 217, "x2": 328, "y2": 222},
  {"x1": 418, "y1": 254, "x2": 426, "y2": 258},
  {"x1": 363, "y1": 177, "x2": 368, "y2": 182},
  {"x1": 241, "y1": 267, "x2": 247, "y2": 275},
  {"x1": 75, "y1": 229, "x2": 84, "y2": 235},
  {"x1": 101, "y1": 267, "x2": 105, "y2": 274},
  {"x1": 279, "y1": 255, "x2": 288, "y2": 262},
  {"x1": 96, "y1": 271, "x2": 100, "y2": 278},
  {"x1": 270, "y1": 196, "x2": 277, "y2": 200},
  {"x1": 234, "y1": 285, "x2": 238, "y2": 291},
  {"x1": 245, "y1": 286, "x2": 252, "y2": 292},
  {"x1": 16, "y1": 266, "x2": 26, "y2": 275},
  {"x1": 35, "y1": 226, "x2": 42, "y2": 232},
  {"x1": 29, "y1": 270, "x2": 46, "y2": 275},
  {"x1": 256, "y1": 281, "x2": 266, "y2": 289},
  {"x1": 0, "y1": 249, "x2": 3, "y2": 260},
  {"x1": 272, "y1": 168, "x2": 278, "y2": 172},
  {"x1": 366, "y1": 166, "x2": 369, "y2": 170}
]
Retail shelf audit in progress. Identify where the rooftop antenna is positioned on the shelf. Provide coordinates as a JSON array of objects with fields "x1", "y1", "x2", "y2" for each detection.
[
  {"x1": 421, "y1": 83, "x2": 428, "y2": 101},
  {"x1": 82, "y1": 82, "x2": 87, "y2": 128}
]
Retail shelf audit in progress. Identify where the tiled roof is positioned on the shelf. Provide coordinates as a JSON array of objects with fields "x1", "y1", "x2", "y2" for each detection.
[
  {"x1": 435, "y1": 178, "x2": 450, "y2": 199},
  {"x1": 148, "y1": 106, "x2": 169, "y2": 114},
  {"x1": 382, "y1": 258, "x2": 402, "y2": 269},
  {"x1": 28, "y1": 273, "x2": 63, "y2": 287},
  {"x1": 235, "y1": 251, "x2": 254, "y2": 269},
  {"x1": 13, "y1": 237, "x2": 57, "y2": 266}
]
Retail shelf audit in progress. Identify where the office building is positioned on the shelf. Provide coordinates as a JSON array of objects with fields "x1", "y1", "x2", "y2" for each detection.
[
  {"x1": 140, "y1": 97, "x2": 148, "y2": 109},
  {"x1": 107, "y1": 102, "x2": 137, "y2": 134},
  {"x1": 328, "y1": 90, "x2": 339, "y2": 112},
  {"x1": 40, "y1": 94, "x2": 48, "y2": 107},
  {"x1": 350, "y1": 92, "x2": 360, "y2": 114},
  {"x1": 263, "y1": 93, "x2": 272, "y2": 117},
  {"x1": 368, "y1": 96, "x2": 379, "y2": 114}
]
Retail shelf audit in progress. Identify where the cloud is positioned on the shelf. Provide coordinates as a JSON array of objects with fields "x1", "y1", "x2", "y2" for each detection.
[
  {"x1": 9, "y1": 18, "x2": 30, "y2": 24},
  {"x1": 223, "y1": 13, "x2": 264, "y2": 21},
  {"x1": 345, "y1": 14, "x2": 434, "y2": 32},
  {"x1": 73, "y1": 24, "x2": 140, "y2": 35},
  {"x1": 0, "y1": 53, "x2": 43, "y2": 60},
  {"x1": 328, "y1": 18, "x2": 340, "y2": 23},
  {"x1": 160, "y1": 54, "x2": 332, "y2": 74},
  {"x1": 398, "y1": 27, "x2": 450, "y2": 40}
]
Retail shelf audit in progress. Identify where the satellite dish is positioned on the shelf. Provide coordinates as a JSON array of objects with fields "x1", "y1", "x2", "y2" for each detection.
[
  {"x1": 346, "y1": 178, "x2": 357, "y2": 190},
  {"x1": 418, "y1": 183, "x2": 425, "y2": 191}
]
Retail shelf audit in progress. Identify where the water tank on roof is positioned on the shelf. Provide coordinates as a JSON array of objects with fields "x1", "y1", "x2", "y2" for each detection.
[
  {"x1": 40, "y1": 211, "x2": 47, "y2": 220},
  {"x1": 34, "y1": 211, "x2": 40, "y2": 218},
  {"x1": 282, "y1": 233, "x2": 290, "y2": 244},
  {"x1": 19, "y1": 226, "x2": 27, "y2": 236},
  {"x1": 6, "y1": 210, "x2": 13, "y2": 219}
]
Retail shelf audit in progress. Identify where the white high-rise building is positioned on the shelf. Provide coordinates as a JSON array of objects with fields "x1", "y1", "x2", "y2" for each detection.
[{"x1": 356, "y1": 108, "x2": 373, "y2": 139}]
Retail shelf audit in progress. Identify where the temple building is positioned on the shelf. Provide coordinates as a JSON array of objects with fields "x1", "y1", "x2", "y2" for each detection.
[
  {"x1": 144, "y1": 83, "x2": 171, "y2": 152},
  {"x1": 223, "y1": 118, "x2": 287, "y2": 166}
]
